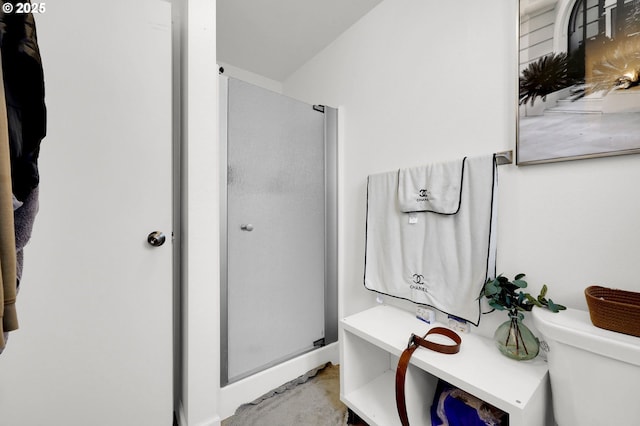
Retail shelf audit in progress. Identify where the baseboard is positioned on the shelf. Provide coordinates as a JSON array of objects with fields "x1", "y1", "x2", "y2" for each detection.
[{"x1": 176, "y1": 400, "x2": 221, "y2": 426}]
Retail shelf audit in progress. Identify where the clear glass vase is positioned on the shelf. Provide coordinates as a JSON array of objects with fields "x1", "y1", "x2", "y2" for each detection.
[{"x1": 493, "y1": 310, "x2": 539, "y2": 361}]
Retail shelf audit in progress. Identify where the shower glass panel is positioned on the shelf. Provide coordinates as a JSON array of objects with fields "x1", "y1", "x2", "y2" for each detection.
[{"x1": 220, "y1": 77, "x2": 337, "y2": 385}]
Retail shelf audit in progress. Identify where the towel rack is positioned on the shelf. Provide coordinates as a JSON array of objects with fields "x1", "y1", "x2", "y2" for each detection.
[{"x1": 495, "y1": 150, "x2": 513, "y2": 165}]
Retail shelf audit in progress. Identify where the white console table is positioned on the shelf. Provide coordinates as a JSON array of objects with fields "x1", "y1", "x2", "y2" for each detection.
[{"x1": 340, "y1": 305, "x2": 550, "y2": 426}]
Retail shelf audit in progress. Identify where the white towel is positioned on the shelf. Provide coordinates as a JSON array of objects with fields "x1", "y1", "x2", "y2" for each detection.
[
  {"x1": 364, "y1": 154, "x2": 497, "y2": 325},
  {"x1": 397, "y1": 158, "x2": 464, "y2": 213}
]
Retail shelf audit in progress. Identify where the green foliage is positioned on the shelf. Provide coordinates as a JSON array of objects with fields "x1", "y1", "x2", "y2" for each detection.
[
  {"x1": 480, "y1": 273, "x2": 567, "y2": 314},
  {"x1": 519, "y1": 52, "x2": 576, "y2": 106}
]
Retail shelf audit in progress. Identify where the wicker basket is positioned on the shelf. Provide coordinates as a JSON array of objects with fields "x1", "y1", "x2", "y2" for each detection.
[{"x1": 585, "y1": 286, "x2": 640, "y2": 337}]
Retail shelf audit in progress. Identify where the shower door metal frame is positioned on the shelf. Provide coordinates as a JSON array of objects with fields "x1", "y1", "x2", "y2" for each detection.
[{"x1": 219, "y1": 76, "x2": 338, "y2": 386}]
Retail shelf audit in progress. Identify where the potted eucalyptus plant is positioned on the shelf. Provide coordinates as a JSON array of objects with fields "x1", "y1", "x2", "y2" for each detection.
[{"x1": 480, "y1": 273, "x2": 566, "y2": 360}]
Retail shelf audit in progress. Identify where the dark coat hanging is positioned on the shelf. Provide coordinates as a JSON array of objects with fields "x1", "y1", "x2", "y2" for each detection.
[{"x1": 0, "y1": 2, "x2": 46, "y2": 202}]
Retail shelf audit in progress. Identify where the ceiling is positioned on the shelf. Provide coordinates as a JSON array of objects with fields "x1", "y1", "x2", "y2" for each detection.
[{"x1": 217, "y1": 0, "x2": 383, "y2": 82}]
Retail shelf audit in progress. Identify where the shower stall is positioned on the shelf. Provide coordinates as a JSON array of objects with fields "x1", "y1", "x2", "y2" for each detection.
[{"x1": 219, "y1": 76, "x2": 338, "y2": 385}]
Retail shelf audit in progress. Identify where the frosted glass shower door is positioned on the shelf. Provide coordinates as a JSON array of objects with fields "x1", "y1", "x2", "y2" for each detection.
[{"x1": 223, "y1": 78, "x2": 330, "y2": 384}]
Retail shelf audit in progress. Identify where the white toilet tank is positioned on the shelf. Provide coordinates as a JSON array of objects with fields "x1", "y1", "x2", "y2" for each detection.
[{"x1": 532, "y1": 307, "x2": 640, "y2": 426}]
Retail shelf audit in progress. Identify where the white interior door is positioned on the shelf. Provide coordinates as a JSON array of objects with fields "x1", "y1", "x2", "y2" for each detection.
[{"x1": 0, "y1": 1, "x2": 174, "y2": 425}]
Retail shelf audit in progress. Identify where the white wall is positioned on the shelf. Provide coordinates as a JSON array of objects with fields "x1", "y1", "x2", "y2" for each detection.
[
  {"x1": 180, "y1": 0, "x2": 220, "y2": 425},
  {"x1": 283, "y1": 0, "x2": 640, "y2": 326}
]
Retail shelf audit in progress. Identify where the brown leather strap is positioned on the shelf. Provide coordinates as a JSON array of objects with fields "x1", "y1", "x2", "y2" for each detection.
[{"x1": 395, "y1": 327, "x2": 461, "y2": 426}]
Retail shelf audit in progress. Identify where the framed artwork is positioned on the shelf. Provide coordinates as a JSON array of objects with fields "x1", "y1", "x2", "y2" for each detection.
[{"x1": 517, "y1": 0, "x2": 640, "y2": 165}]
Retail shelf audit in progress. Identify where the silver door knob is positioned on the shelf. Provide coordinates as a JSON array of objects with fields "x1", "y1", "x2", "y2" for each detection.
[
  {"x1": 240, "y1": 224, "x2": 254, "y2": 232},
  {"x1": 147, "y1": 231, "x2": 166, "y2": 247}
]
